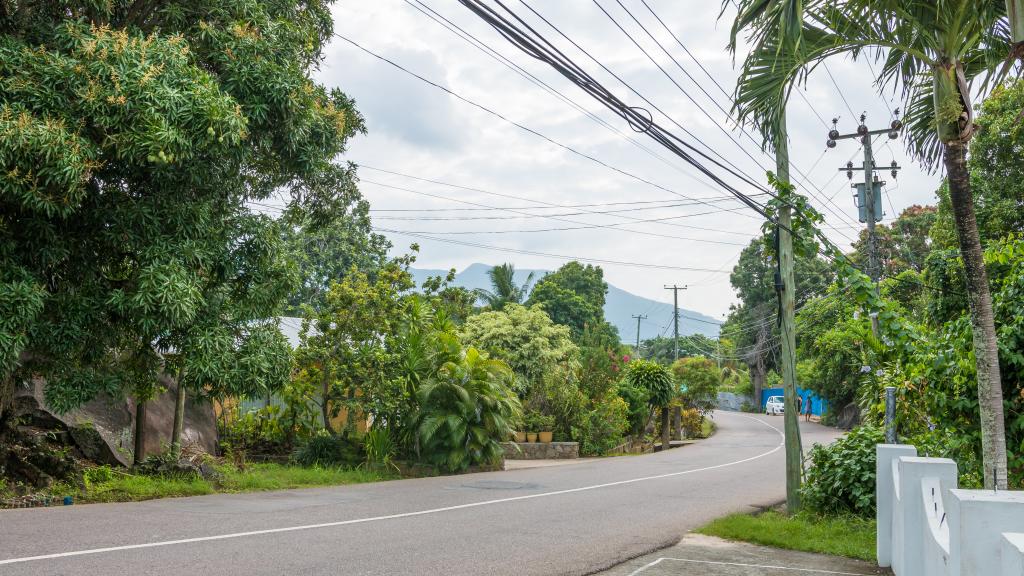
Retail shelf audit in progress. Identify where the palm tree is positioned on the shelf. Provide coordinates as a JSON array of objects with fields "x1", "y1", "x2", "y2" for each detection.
[
  {"x1": 725, "y1": 0, "x2": 1014, "y2": 488},
  {"x1": 474, "y1": 263, "x2": 535, "y2": 310}
]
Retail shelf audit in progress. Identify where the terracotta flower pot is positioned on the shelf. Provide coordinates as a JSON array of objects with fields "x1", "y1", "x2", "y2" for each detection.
[
  {"x1": 538, "y1": 431, "x2": 553, "y2": 443},
  {"x1": 514, "y1": 431, "x2": 527, "y2": 443},
  {"x1": 526, "y1": 432, "x2": 538, "y2": 443}
]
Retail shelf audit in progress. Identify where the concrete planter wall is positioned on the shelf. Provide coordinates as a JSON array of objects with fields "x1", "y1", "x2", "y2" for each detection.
[
  {"x1": 501, "y1": 442, "x2": 579, "y2": 460},
  {"x1": 877, "y1": 444, "x2": 1024, "y2": 576}
]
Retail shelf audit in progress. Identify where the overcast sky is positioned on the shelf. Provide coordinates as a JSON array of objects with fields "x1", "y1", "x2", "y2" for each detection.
[{"x1": 313, "y1": 0, "x2": 943, "y2": 325}]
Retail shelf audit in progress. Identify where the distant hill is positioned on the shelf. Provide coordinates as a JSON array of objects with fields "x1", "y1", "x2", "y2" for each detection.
[{"x1": 409, "y1": 263, "x2": 721, "y2": 341}]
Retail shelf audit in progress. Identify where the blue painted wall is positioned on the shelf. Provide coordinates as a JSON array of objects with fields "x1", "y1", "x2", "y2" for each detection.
[{"x1": 761, "y1": 388, "x2": 827, "y2": 416}]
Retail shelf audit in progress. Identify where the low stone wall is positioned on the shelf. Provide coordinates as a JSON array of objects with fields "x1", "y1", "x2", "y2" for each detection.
[
  {"x1": 501, "y1": 441, "x2": 579, "y2": 460},
  {"x1": 717, "y1": 391, "x2": 752, "y2": 412}
]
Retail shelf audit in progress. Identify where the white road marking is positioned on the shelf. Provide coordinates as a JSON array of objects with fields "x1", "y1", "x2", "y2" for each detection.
[
  {"x1": 0, "y1": 415, "x2": 783, "y2": 566},
  {"x1": 629, "y1": 557, "x2": 875, "y2": 575}
]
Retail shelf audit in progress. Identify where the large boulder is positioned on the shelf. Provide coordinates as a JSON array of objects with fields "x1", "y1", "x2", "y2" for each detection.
[{"x1": 14, "y1": 377, "x2": 218, "y2": 467}]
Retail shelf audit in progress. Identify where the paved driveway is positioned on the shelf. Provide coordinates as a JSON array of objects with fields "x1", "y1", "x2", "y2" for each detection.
[{"x1": 0, "y1": 411, "x2": 842, "y2": 575}]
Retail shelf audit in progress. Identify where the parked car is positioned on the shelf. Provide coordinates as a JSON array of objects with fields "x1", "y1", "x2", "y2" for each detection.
[{"x1": 765, "y1": 396, "x2": 785, "y2": 416}]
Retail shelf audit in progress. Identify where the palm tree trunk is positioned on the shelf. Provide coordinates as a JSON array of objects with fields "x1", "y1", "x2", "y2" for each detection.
[
  {"x1": 944, "y1": 141, "x2": 1008, "y2": 490},
  {"x1": 1008, "y1": 1, "x2": 1024, "y2": 58}
]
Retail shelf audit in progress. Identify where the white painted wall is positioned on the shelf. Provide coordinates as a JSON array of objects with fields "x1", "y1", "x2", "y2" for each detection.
[{"x1": 876, "y1": 445, "x2": 1024, "y2": 576}]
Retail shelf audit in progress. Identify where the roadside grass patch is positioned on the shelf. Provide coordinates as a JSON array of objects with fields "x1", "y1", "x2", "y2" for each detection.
[
  {"x1": 696, "y1": 510, "x2": 876, "y2": 562},
  {"x1": 19, "y1": 463, "x2": 394, "y2": 506},
  {"x1": 218, "y1": 463, "x2": 392, "y2": 492}
]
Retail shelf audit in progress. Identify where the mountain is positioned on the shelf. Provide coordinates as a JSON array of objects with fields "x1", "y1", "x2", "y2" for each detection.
[{"x1": 409, "y1": 263, "x2": 721, "y2": 340}]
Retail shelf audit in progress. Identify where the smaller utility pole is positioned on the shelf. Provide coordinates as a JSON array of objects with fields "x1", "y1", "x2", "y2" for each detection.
[
  {"x1": 827, "y1": 112, "x2": 902, "y2": 335},
  {"x1": 631, "y1": 314, "x2": 647, "y2": 356},
  {"x1": 663, "y1": 285, "x2": 687, "y2": 360}
]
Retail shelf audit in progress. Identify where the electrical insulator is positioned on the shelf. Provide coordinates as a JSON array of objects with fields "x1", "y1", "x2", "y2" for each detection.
[
  {"x1": 827, "y1": 139, "x2": 837, "y2": 148},
  {"x1": 828, "y1": 128, "x2": 840, "y2": 140},
  {"x1": 888, "y1": 130, "x2": 899, "y2": 139},
  {"x1": 891, "y1": 119, "x2": 902, "y2": 130},
  {"x1": 857, "y1": 124, "x2": 868, "y2": 135},
  {"x1": 890, "y1": 160, "x2": 898, "y2": 179},
  {"x1": 846, "y1": 161, "x2": 854, "y2": 180}
]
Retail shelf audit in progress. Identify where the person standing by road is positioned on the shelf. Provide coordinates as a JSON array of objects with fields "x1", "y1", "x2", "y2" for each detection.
[{"x1": 805, "y1": 397, "x2": 813, "y2": 421}]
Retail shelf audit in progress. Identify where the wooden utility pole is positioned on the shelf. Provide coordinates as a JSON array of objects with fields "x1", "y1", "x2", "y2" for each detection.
[
  {"x1": 775, "y1": 112, "x2": 803, "y2": 512},
  {"x1": 631, "y1": 314, "x2": 647, "y2": 356},
  {"x1": 663, "y1": 285, "x2": 687, "y2": 360}
]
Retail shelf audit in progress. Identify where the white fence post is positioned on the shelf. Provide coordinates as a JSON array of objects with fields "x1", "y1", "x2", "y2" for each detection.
[
  {"x1": 895, "y1": 457, "x2": 957, "y2": 576},
  {"x1": 877, "y1": 444, "x2": 1024, "y2": 576},
  {"x1": 877, "y1": 444, "x2": 917, "y2": 568},
  {"x1": 1001, "y1": 533, "x2": 1024, "y2": 576}
]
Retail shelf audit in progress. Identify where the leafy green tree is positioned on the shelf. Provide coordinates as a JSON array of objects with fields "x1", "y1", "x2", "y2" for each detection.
[
  {"x1": 474, "y1": 263, "x2": 534, "y2": 311},
  {"x1": 415, "y1": 348, "x2": 521, "y2": 472},
  {"x1": 460, "y1": 304, "x2": 577, "y2": 396},
  {"x1": 294, "y1": 261, "x2": 413, "y2": 435},
  {"x1": 527, "y1": 262, "x2": 616, "y2": 341},
  {"x1": 0, "y1": 1, "x2": 361, "y2": 444},
  {"x1": 931, "y1": 80, "x2": 1024, "y2": 249},
  {"x1": 641, "y1": 334, "x2": 719, "y2": 365},
  {"x1": 282, "y1": 165, "x2": 390, "y2": 314},
  {"x1": 623, "y1": 359, "x2": 674, "y2": 448},
  {"x1": 850, "y1": 206, "x2": 937, "y2": 276},
  {"x1": 726, "y1": 0, "x2": 1015, "y2": 488},
  {"x1": 673, "y1": 357, "x2": 720, "y2": 423}
]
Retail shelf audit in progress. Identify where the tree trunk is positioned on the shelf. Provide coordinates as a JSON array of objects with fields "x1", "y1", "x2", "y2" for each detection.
[
  {"x1": 171, "y1": 381, "x2": 186, "y2": 453},
  {"x1": 750, "y1": 363, "x2": 765, "y2": 412},
  {"x1": 944, "y1": 141, "x2": 1008, "y2": 490},
  {"x1": 134, "y1": 399, "x2": 147, "y2": 465},
  {"x1": 321, "y1": 371, "x2": 333, "y2": 434},
  {"x1": 660, "y1": 406, "x2": 670, "y2": 451},
  {"x1": 0, "y1": 374, "x2": 13, "y2": 428},
  {"x1": 672, "y1": 406, "x2": 682, "y2": 440},
  {"x1": 1008, "y1": 0, "x2": 1024, "y2": 58}
]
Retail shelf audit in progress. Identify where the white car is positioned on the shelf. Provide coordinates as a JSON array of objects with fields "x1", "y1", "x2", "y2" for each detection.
[{"x1": 765, "y1": 396, "x2": 785, "y2": 416}]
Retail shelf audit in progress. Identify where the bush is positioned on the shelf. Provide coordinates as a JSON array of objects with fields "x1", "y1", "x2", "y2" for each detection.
[
  {"x1": 616, "y1": 380, "x2": 650, "y2": 436},
  {"x1": 680, "y1": 408, "x2": 704, "y2": 439},
  {"x1": 292, "y1": 431, "x2": 363, "y2": 468},
  {"x1": 801, "y1": 425, "x2": 884, "y2": 516},
  {"x1": 523, "y1": 411, "x2": 556, "y2": 432},
  {"x1": 573, "y1": 394, "x2": 629, "y2": 455},
  {"x1": 415, "y1": 348, "x2": 522, "y2": 472}
]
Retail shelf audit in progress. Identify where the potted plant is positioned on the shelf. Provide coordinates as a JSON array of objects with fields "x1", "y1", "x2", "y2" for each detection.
[
  {"x1": 524, "y1": 411, "x2": 543, "y2": 443},
  {"x1": 514, "y1": 430, "x2": 527, "y2": 443},
  {"x1": 537, "y1": 414, "x2": 555, "y2": 443}
]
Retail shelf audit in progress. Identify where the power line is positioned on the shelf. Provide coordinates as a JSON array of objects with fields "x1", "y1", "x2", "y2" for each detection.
[
  {"x1": 357, "y1": 164, "x2": 760, "y2": 236},
  {"x1": 404, "y1": 0, "x2": 706, "y2": 183},
  {"x1": 376, "y1": 227, "x2": 736, "y2": 273},
  {"x1": 616, "y1": 0, "x2": 862, "y2": 233},
  {"x1": 335, "y1": 33, "x2": 761, "y2": 219}
]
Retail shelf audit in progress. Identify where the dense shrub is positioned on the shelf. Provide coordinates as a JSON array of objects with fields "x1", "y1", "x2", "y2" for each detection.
[
  {"x1": 292, "y1": 432, "x2": 363, "y2": 468},
  {"x1": 616, "y1": 380, "x2": 650, "y2": 436},
  {"x1": 801, "y1": 425, "x2": 884, "y2": 516},
  {"x1": 573, "y1": 393, "x2": 630, "y2": 455},
  {"x1": 415, "y1": 348, "x2": 522, "y2": 472}
]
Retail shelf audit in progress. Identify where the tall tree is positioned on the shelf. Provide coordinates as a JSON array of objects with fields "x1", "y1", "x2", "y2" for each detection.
[
  {"x1": 726, "y1": 0, "x2": 1015, "y2": 487},
  {"x1": 282, "y1": 163, "x2": 390, "y2": 314},
  {"x1": 527, "y1": 261, "x2": 616, "y2": 341},
  {"x1": 0, "y1": 1, "x2": 365, "y2": 444}
]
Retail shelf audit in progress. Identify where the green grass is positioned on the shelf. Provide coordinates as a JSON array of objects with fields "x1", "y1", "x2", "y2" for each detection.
[
  {"x1": 24, "y1": 463, "x2": 393, "y2": 505},
  {"x1": 697, "y1": 510, "x2": 877, "y2": 562},
  {"x1": 217, "y1": 463, "x2": 391, "y2": 492}
]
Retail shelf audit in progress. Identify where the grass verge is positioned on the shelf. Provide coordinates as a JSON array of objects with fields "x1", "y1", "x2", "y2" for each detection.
[
  {"x1": 29, "y1": 463, "x2": 394, "y2": 505},
  {"x1": 696, "y1": 510, "x2": 876, "y2": 562}
]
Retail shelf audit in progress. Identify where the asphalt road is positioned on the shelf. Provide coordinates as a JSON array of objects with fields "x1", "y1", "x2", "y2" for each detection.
[{"x1": 0, "y1": 412, "x2": 841, "y2": 576}]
